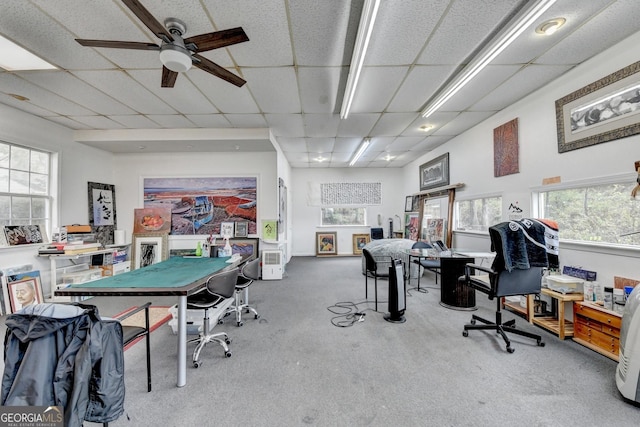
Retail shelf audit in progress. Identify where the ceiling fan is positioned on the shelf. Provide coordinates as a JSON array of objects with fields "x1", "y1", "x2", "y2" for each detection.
[{"x1": 75, "y1": 0, "x2": 248, "y2": 88}]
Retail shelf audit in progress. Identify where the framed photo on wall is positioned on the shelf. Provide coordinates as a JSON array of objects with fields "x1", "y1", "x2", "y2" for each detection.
[
  {"x1": 405, "y1": 196, "x2": 413, "y2": 212},
  {"x1": 316, "y1": 232, "x2": 337, "y2": 256},
  {"x1": 220, "y1": 222, "x2": 234, "y2": 238},
  {"x1": 419, "y1": 153, "x2": 449, "y2": 191},
  {"x1": 131, "y1": 232, "x2": 169, "y2": 270},
  {"x1": 235, "y1": 221, "x2": 248, "y2": 237}
]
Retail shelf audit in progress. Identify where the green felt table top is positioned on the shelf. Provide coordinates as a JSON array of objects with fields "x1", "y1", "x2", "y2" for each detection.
[{"x1": 71, "y1": 256, "x2": 233, "y2": 289}]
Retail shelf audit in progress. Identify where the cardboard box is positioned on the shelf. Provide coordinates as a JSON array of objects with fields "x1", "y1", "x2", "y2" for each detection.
[{"x1": 65, "y1": 224, "x2": 92, "y2": 233}]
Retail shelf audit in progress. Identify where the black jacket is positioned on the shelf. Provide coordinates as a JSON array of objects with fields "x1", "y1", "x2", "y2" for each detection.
[{"x1": 2, "y1": 303, "x2": 125, "y2": 427}]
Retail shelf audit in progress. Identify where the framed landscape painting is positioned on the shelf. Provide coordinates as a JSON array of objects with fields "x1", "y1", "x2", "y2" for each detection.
[{"x1": 419, "y1": 153, "x2": 449, "y2": 191}]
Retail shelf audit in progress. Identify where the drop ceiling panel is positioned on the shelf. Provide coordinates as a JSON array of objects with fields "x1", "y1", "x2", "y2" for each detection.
[
  {"x1": 224, "y1": 114, "x2": 268, "y2": 128},
  {"x1": 471, "y1": 64, "x2": 572, "y2": 111},
  {"x1": 185, "y1": 114, "x2": 231, "y2": 128},
  {"x1": 146, "y1": 114, "x2": 195, "y2": 128},
  {"x1": 337, "y1": 113, "x2": 379, "y2": 137},
  {"x1": 436, "y1": 65, "x2": 522, "y2": 112},
  {"x1": 367, "y1": 136, "x2": 395, "y2": 152},
  {"x1": 110, "y1": 115, "x2": 162, "y2": 129},
  {"x1": 351, "y1": 66, "x2": 409, "y2": 113},
  {"x1": 403, "y1": 112, "x2": 460, "y2": 136},
  {"x1": 416, "y1": 0, "x2": 523, "y2": 65},
  {"x1": 387, "y1": 65, "x2": 455, "y2": 112},
  {"x1": 202, "y1": 0, "x2": 292, "y2": 67},
  {"x1": 0, "y1": 73, "x2": 94, "y2": 116},
  {"x1": 286, "y1": 152, "x2": 310, "y2": 163},
  {"x1": 329, "y1": 152, "x2": 351, "y2": 163},
  {"x1": 289, "y1": 0, "x2": 360, "y2": 66},
  {"x1": 365, "y1": 0, "x2": 448, "y2": 66},
  {"x1": 2, "y1": 99, "x2": 59, "y2": 118},
  {"x1": 45, "y1": 116, "x2": 91, "y2": 130},
  {"x1": 370, "y1": 113, "x2": 419, "y2": 136},
  {"x1": 276, "y1": 137, "x2": 307, "y2": 153},
  {"x1": 188, "y1": 73, "x2": 259, "y2": 114},
  {"x1": 242, "y1": 67, "x2": 300, "y2": 113},
  {"x1": 303, "y1": 114, "x2": 340, "y2": 137},
  {"x1": 409, "y1": 135, "x2": 452, "y2": 152},
  {"x1": 434, "y1": 111, "x2": 495, "y2": 136},
  {"x1": 72, "y1": 70, "x2": 176, "y2": 114},
  {"x1": 70, "y1": 115, "x2": 125, "y2": 129},
  {"x1": 332, "y1": 137, "x2": 362, "y2": 153},
  {"x1": 265, "y1": 114, "x2": 305, "y2": 137},
  {"x1": 386, "y1": 136, "x2": 426, "y2": 151},
  {"x1": 298, "y1": 67, "x2": 342, "y2": 114},
  {"x1": 307, "y1": 137, "x2": 335, "y2": 154},
  {"x1": 19, "y1": 71, "x2": 137, "y2": 115}
]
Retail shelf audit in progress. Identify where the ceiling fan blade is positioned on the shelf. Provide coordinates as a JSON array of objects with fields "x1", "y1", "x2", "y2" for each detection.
[
  {"x1": 76, "y1": 39, "x2": 160, "y2": 51},
  {"x1": 161, "y1": 66, "x2": 179, "y2": 88},
  {"x1": 121, "y1": 0, "x2": 174, "y2": 42},
  {"x1": 192, "y1": 54, "x2": 246, "y2": 87},
  {"x1": 185, "y1": 27, "x2": 249, "y2": 52}
]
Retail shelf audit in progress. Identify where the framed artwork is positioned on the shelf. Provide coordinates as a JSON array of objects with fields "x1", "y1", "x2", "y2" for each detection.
[
  {"x1": 404, "y1": 213, "x2": 419, "y2": 241},
  {"x1": 278, "y1": 177, "x2": 287, "y2": 237},
  {"x1": 3, "y1": 225, "x2": 44, "y2": 246},
  {"x1": 213, "y1": 238, "x2": 259, "y2": 259},
  {"x1": 133, "y1": 207, "x2": 172, "y2": 234},
  {"x1": 131, "y1": 232, "x2": 169, "y2": 270},
  {"x1": 235, "y1": 221, "x2": 248, "y2": 237},
  {"x1": 262, "y1": 220, "x2": 277, "y2": 241},
  {"x1": 143, "y1": 177, "x2": 257, "y2": 236},
  {"x1": 6, "y1": 271, "x2": 44, "y2": 313},
  {"x1": 220, "y1": 222, "x2": 234, "y2": 238},
  {"x1": 419, "y1": 153, "x2": 449, "y2": 191},
  {"x1": 352, "y1": 233, "x2": 370, "y2": 255},
  {"x1": 494, "y1": 118, "x2": 519, "y2": 177},
  {"x1": 556, "y1": 60, "x2": 640, "y2": 153},
  {"x1": 405, "y1": 196, "x2": 413, "y2": 212},
  {"x1": 88, "y1": 181, "x2": 116, "y2": 246},
  {"x1": 316, "y1": 232, "x2": 337, "y2": 256}
]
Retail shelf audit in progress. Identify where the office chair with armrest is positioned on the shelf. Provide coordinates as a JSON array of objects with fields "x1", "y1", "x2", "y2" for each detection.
[
  {"x1": 187, "y1": 268, "x2": 239, "y2": 367},
  {"x1": 362, "y1": 248, "x2": 390, "y2": 312},
  {"x1": 460, "y1": 219, "x2": 555, "y2": 353},
  {"x1": 227, "y1": 257, "x2": 261, "y2": 326}
]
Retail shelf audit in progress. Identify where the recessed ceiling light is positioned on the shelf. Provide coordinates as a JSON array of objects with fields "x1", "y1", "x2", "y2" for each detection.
[
  {"x1": 420, "y1": 125, "x2": 434, "y2": 132},
  {"x1": 535, "y1": 18, "x2": 566, "y2": 35},
  {"x1": 315, "y1": 156, "x2": 326, "y2": 163},
  {"x1": 384, "y1": 154, "x2": 393, "y2": 161},
  {"x1": 0, "y1": 34, "x2": 57, "y2": 71},
  {"x1": 138, "y1": 146, "x2": 146, "y2": 150}
]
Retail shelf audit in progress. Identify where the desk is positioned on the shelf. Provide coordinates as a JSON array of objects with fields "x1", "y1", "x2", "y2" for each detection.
[
  {"x1": 404, "y1": 249, "x2": 477, "y2": 310},
  {"x1": 55, "y1": 255, "x2": 245, "y2": 387}
]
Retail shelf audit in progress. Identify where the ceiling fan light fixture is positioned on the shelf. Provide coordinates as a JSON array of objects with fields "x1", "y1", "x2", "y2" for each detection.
[{"x1": 159, "y1": 44, "x2": 192, "y2": 73}]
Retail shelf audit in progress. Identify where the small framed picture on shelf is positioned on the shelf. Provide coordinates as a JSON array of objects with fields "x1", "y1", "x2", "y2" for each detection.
[
  {"x1": 220, "y1": 222, "x2": 234, "y2": 238},
  {"x1": 131, "y1": 232, "x2": 168, "y2": 270},
  {"x1": 405, "y1": 196, "x2": 413, "y2": 212},
  {"x1": 235, "y1": 221, "x2": 248, "y2": 238}
]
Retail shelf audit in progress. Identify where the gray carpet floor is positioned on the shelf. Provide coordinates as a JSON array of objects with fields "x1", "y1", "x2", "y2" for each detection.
[{"x1": 2, "y1": 256, "x2": 639, "y2": 426}]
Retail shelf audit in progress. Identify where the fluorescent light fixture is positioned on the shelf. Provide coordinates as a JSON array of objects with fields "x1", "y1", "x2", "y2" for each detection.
[
  {"x1": 0, "y1": 34, "x2": 57, "y2": 71},
  {"x1": 340, "y1": 0, "x2": 381, "y2": 120},
  {"x1": 421, "y1": 0, "x2": 556, "y2": 118},
  {"x1": 349, "y1": 138, "x2": 370, "y2": 166}
]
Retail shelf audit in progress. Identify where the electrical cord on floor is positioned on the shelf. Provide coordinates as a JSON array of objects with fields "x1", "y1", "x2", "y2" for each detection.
[{"x1": 327, "y1": 301, "x2": 380, "y2": 327}]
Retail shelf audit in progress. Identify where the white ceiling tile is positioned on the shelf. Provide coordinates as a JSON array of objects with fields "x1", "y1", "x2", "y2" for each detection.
[
  {"x1": 387, "y1": 65, "x2": 455, "y2": 112},
  {"x1": 275, "y1": 137, "x2": 307, "y2": 152},
  {"x1": 289, "y1": 162, "x2": 310, "y2": 168},
  {"x1": 72, "y1": 70, "x2": 176, "y2": 114},
  {"x1": 298, "y1": 67, "x2": 342, "y2": 114},
  {"x1": 146, "y1": 115, "x2": 196, "y2": 128},
  {"x1": 44, "y1": 116, "x2": 91, "y2": 130},
  {"x1": 403, "y1": 112, "x2": 460, "y2": 136},
  {"x1": 289, "y1": 0, "x2": 359, "y2": 66},
  {"x1": 434, "y1": 112, "x2": 495, "y2": 136},
  {"x1": 224, "y1": 114, "x2": 268, "y2": 127},
  {"x1": 332, "y1": 137, "x2": 362, "y2": 153},
  {"x1": 110, "y1": 115, "x2": 162, "y2": 129},
  {"x1": 303, "y1": 114, "x2": 340, "y2": 137},
  {"x1": 242, "y1": 67, "x2": 300, "y2": 113},
  {"x1": 306, "y1": 137, "x2": 335, "y2": 154},
  {"x1": 190, "y1": 72, "x2": 259, "y2": 113},
  {"x1": 265, "y1": 114, "x2": 305, "y2": 137},
  {"x1": 286, "y1": 152, "x2": 310, "y2": 163},
  {"x1": 337, "y1": 113, "x2": 379, "y2": 137},
  {"x1": 370, "y1": 113, "x2": 419, "y2": 136},
  {"x1": 386, "y1": 136, "x2": 426, "y2": 151},
  {"x1": 409, "y1": 136, "x2": 452, "y2": 152},
  {"x1": 186, "y1": 115, "x2": 232, "y2": 128},
  {"x1": 367, "y1": 136, "x2": 395, "y2": 152},
  {"x1": 351, "y1": 67, "x2": 409, "y2": 113},
  {"x1": 330, "y1": 152, "x2": 352, "y2": 163},
  {"x1": 70, "y1": 115, "x2": 125, "y2": 129}
]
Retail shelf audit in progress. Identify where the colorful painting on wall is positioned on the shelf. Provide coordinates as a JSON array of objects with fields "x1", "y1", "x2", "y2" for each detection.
[
  {"x1": 493, "y1": 118, "x2": 519, "y2": 177},
  {"x1": 133, "y1": 207, "x2": 172, "y2": 234},
  {"x1": 143, "y1": 177, "x2": 257, "y2": 236}
]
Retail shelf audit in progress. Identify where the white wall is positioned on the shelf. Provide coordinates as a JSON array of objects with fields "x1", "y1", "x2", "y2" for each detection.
[
  {"x1": 0, "y1": 104, "x2": 115, "y2": 296},
  {"x1": 401, "y1": 31, "x2": 640, "y2": 286},
  {"x1": 110, "y1": 151, "x2": 278, "y2": 248},
  {"x1": 291, "y1": 168, "x2": 404, "y2": 256}
]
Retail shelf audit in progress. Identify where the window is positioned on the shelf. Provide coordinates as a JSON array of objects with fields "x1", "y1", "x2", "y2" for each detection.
[
  {"x1": 537, "y1": 179, "x2": 640, "y2": 246},
  {"x1": 321, "y1": 207, "x2": 366, "y2": 226},
  {"x1": 0, "y1": 141, "x2": 52, "y2": 243},
  {"x1": 455, "y1": 196, "x2": 502, "y2": 232}
]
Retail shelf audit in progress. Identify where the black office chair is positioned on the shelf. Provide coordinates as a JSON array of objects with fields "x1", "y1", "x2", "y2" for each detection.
[
  {"x1": 460, "y1": 221, "x2": 548, "y2": 353},
  {"x1": 114, "y1": 302, "x2": 152, "y2": 393},
  {"x1": 410, "y1": 241, "x2": 440, "y2": 290},
  {"x1": 362, "y1": 248, "x2": 390, "y2": 311},
  {"x1": 187, "y1": 268, "x2": 239, "y2": 367},
  {"x1": 227, "y1": 257, "x2": 261, "y2": 326}
]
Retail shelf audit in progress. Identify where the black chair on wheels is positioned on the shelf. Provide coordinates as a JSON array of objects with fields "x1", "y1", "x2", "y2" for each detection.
[
  {"x1": 459, "y1": 220, "x2": 552, "y2": 353},
  {"x1": 187, "y1": 268, "x2": 239, "y2": 367},
  {"x1": 362, "y1": 248, "x2": 390, "y2": 311},
  {"x1": 227, "y1": 257, "x2": 261, "y2": 326}
]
